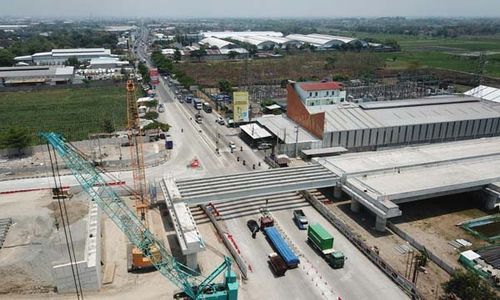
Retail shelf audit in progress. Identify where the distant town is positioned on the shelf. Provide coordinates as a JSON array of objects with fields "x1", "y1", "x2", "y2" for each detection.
[{"x1": 0, "y1": 16, "x2": 499, "y2": 300}]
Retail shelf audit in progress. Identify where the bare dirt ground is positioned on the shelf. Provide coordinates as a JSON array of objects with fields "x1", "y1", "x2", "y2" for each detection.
[
  {"x1": 392, "y1": 192, "x2": 493, "y2": 269},
  {"x1": 317, "y1": 188, "x2": 452, "y2": 300},
  {"x1": 0, "y1": 138, "x2": 166, "y2": 181},
  {"x1": 0, "y1": 190, "x2": 88, "y2": 296}
]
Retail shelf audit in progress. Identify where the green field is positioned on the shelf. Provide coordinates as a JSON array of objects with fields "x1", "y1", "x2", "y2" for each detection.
[
  {"x1": 339, "y1": 32, "x2": 500, "y2": 77},
  {"x1": 0, "y1": 85, "x2": 127, "y2": 146}
]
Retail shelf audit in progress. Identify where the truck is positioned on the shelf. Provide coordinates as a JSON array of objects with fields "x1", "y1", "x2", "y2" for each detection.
[
  {"x1": 307, "y1": 223, "x2": 345, "y2": 269},
  {"x1": 293, "y1": 209, "x2": 308, "y2": 230},
  {"x1": 268, "y1": 252, "x2": 287, "y2": 276},
  {"x1": 263, "y1": 226, "x2": 300, "y2": 268},
  {"x1": 193, "y1": 98, "x2": 202, "y2": 110},
  {"x1": 203, "y1": 102, "x2": 212, "y2": 113}
]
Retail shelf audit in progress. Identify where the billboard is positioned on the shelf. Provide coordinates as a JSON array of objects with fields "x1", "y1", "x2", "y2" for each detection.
[
  {"x1": 149, "y1": 68, "x2": 160, "y2": 85},
  {"x1": 232, "y1": 91, "x2": 249, "y2": 122}
]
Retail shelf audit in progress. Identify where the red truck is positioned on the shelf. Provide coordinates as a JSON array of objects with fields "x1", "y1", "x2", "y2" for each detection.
[{"x1": 268, "y1": 252, "x2": 287, "y2": 276}]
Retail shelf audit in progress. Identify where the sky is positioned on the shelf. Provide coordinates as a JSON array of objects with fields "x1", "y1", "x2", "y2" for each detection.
[{"x1": 0, "y1": 0, "x2": 499, "y2": 18}]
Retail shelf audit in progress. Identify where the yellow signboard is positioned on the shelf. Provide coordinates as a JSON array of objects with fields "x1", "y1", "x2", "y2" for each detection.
[{"x1": 232, "y1": 91, "x2": 249, "y2": 122}]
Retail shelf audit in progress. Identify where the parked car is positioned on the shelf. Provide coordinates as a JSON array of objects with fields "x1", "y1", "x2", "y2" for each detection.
[
  {"x1": 247, "y1": 219, "x2": 259, "y2": 238},
  {"x1": 216, "y1": 117, "x2": 225, "y2": 125},
  {"x1": 257, "y1": 143, "x2": 272, "y2": 150}
]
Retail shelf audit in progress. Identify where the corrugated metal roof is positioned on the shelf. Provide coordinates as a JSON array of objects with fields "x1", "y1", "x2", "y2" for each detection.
[
  {"x1": 255, "y1": 115, "x2": 320, "y2": 144},
  {"x1": 464, "y1": 85, "x2": 500, "y2": 103},
  {"x1": 239, "y1": 123, "x2": 272, "y2": 139},
  {"x1": 315, "y1": 98, "x2": 500, "y2": 132}
]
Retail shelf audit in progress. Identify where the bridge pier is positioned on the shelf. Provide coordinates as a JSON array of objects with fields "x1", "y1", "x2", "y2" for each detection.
[
  {"x1": 375, "y1": 215, "x2": 387, "y2": 232},
  {"x1": 484, "y1": 193, "x2": 498, "y2": 210},
  {"x1": 185, "y1": 253, "x2": 198, "y2": 271},
  {"x1": 350, "y1": 199, "x2": 361, "y2": 213},
  {"x1": 333, "y1": 185, "x2": 343, "y2": 200}
]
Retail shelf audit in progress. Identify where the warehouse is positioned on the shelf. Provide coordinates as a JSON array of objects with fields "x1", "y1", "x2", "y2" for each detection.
[
  {"x1": 14, "y1": 48, "x2": 116, "y2": 65},
  {"x1": 199, "y1": 37, "x2": 235, "y2": 49},
  {"x1": 287, "y1": 81, "x2": 500, "y2": 151},
  {"x1": 285, "y1": 33, "x2": 364, "y2": 49},
  {"x1": 0, "y1": 66, "x2": 74, "y2": 86}
]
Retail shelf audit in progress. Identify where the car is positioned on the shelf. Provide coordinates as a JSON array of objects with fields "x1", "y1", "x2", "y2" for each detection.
[
  {"x1": 157, "y1": 103, "x2": 165, "y2": 113},
  {"x1": 216, "y1": 117, "x2": 225, "y2": 125},
  {"x1": 247, "y1": 219, "x2": 259, "y2": 238},
  {"x1": 229, "y1": 141, "x2": 236, "y2": 151},
  {"x1": 257, "y1": 143, "x2": 272, "y2": 150}
]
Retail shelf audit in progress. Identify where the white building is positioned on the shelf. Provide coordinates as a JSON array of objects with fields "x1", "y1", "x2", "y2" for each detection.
[
  {"x1": 199, "y1": 37, "x2": 234, "y2": 49},
  {"x1": 286, "y1": 34, "x2": 364, "y2": 49},
  {"x1": 200, "y1": 31, "x2": 283, "y2": 39},
  {"x1": 14, "y1": 48, "x2": 117, "y2": 65},
  {"x1": 296, "y1": 82, "x2": 347, "y2": 107},
  {"x1": 89, "y1": 57, "x2": 129, "y2": 69}
]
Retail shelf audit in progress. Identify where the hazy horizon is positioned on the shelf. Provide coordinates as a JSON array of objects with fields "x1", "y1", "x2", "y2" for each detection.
[{"x1": 0, "y1": 0, "x2": 499, "y2": 19}]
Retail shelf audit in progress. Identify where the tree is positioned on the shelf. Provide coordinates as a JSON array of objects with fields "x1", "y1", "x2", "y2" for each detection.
[
  {"x1": 191, "y1": 47, "x2": 207, "y2": 62},
  {"x1": 442, "y1": 269, "x2": 500, "y2": 300},
  {"x1": 144, "y1": 111, "x2": 159, "y2": 120},
  {"x1": 102, "y1": 119, "x2": 115, "y2": 133},
  {"x1": 65, "y1": 56, "x2": 79, "y2": 67},
  {"x1": 218, "y1": 80, "x2": 233, "y2": 95},
  {"x1": 1, "y1": 128, "x2": 31, "y2": 156},
  {"x1": 227, "y1": 51, "x2": 239, "y2": 60},
  {"x1": 0, "y1": 49, "x2": 14, "y2": 67},
  {"x1": 173, "y1": 49, "x2": 182, "y2": 63}
]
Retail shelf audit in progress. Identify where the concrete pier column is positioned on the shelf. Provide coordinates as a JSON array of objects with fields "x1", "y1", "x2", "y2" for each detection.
[
  {"x1": 484, "y1": 194, "x2": 498, "y2": 210},
  {"x1": 375, "y1": 215, "x2": 387, "y2": 232},
  {"x1": 185, "y1": 253, "x2": 198, "y2": 271},
  {"x1": 333, "y1": 185, "x2": 343, "y2": 200},
  {"x1": 350, "y1": 199, "x2": 361, "y2": 213}
]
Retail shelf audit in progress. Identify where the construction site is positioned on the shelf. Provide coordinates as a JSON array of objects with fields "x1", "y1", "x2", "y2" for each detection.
[{"x1": 1, "y1": 27, "x2": 500, "y2": 300}]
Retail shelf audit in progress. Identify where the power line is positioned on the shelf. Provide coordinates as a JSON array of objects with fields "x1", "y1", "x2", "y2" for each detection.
[{"x1": 47, "y1": 144, "x2": 84, "y2": 299}]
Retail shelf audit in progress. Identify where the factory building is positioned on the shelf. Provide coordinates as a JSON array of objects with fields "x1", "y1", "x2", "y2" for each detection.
[
  {"x1": 14, "y1": 48, "x2": 116, "y2": 65},
  {"x1": 286, "y1": 81, "x2": 500, "y2": 151},
  {"x1": 286, "y1": 33, "x2": 365, "y2": 49},
  {"x1": 199, "y1": 37, "x2": 235, "y2": 49},
  {"x1": 0, "y1": 66, "x2": 74, "y2": 86}
]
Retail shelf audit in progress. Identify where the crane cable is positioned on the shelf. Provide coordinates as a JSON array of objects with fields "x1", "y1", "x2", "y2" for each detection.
[{"x1": 47, "y1": 143, "x2": 84, "y2": 299}]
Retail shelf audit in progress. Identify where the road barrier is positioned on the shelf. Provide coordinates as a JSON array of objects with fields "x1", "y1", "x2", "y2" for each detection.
[
  {"x1": 200, "y1": 204, "x2": 248, "y2": 279},
  {"x1": 301, "y1": 190, "x2": 424, "y2": 300}
]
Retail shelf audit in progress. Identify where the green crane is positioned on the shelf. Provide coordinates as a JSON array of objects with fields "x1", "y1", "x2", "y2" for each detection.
[{"x1": 40, "y1": 132, "x2": 238, "y2": 300}]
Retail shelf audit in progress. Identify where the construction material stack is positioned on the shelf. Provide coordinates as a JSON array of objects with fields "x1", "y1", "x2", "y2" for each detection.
[{"x1": 307, "y1": 223, "x2": 345, "y2": 269}]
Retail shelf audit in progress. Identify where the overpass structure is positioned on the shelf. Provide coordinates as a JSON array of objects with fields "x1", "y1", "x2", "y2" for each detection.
[
  {"x1": 318, "y1": 137, "x2": 500, "y2": 230},
  {"x1": 160, "y1": 164, "x2": 339, "y2": 268},
  {"x1": 176, "y1": 164, "x2": 338, "y2": 205},
  {"x1": 162, "y1": 137, "x2": 500, "y2": 255}
]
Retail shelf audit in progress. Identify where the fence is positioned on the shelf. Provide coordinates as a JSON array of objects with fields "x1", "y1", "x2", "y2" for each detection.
[
  {"x1": 387, "y1": 222, "x2": 456, "y2": 275},
  {"x1": 301, "y1": 190, "x2": 424, "y2": 300},
  {"x1": 200, "y1": 204, "x2": 248, "y2": 279}
]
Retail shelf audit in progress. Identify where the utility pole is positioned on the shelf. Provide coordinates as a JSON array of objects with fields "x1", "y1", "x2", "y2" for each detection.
[{"x1": 294, "y1": 126, "x2": 299, "y2": 158}]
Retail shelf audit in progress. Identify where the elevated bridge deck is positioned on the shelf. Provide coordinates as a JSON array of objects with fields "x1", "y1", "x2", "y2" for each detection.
[{"x1": 174, "y1": 164, "x2": 339, "y2": 205}]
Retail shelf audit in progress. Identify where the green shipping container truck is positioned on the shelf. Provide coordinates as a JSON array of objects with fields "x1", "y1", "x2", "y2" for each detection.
[{"x1": 307, "y1": 223, "x2": 345, "y2": 269}]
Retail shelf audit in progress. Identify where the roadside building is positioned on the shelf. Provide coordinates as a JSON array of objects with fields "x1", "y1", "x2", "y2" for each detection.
[
  {"x1": 0, "y1": 66, "x2": 74, "y2": 86},
  {"x1": 14, "y1": 48, "x2": 116, "y2": 65},
  {"x1": 88, "y1": 57, "x2": 129, "y2": 69}
]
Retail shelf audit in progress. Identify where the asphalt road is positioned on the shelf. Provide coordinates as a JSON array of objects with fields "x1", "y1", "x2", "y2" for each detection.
[{"x1": 218, "y1": 193, "x2": 409, "y2": 300}]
